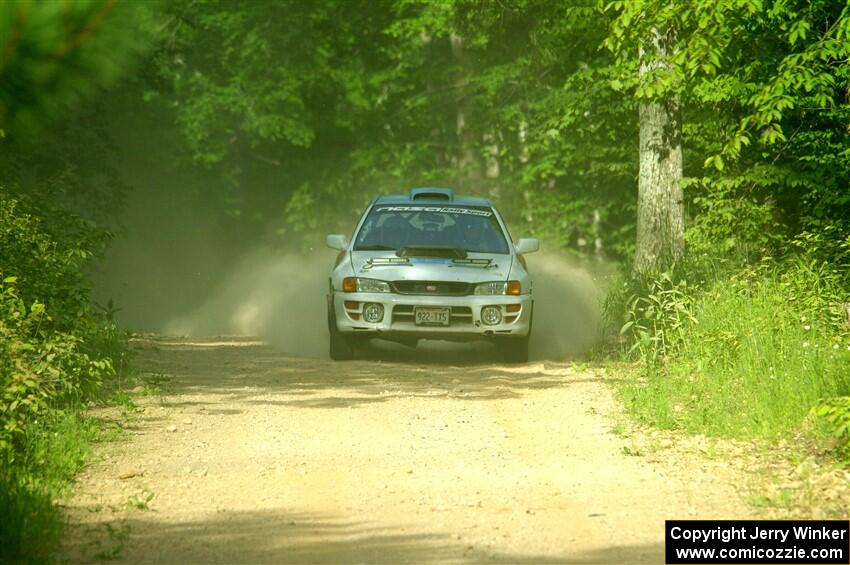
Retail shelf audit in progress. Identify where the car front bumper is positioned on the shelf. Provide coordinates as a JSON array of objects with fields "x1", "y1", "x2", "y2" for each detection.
[{"x1": 331, "y1": 291, "x2": 532, "y2": 340}]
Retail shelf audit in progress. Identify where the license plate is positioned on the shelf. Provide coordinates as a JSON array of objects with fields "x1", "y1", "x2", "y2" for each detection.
[{"x1": 414, "y1": 307, "x2": 450, "y2": 326}]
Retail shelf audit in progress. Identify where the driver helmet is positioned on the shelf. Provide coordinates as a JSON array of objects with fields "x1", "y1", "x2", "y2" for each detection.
[
  {"x1": 380, "y1": 214, "x2": 409, "y2": 246},
  {"x1": 462, "y1": 217, "x2": 487, "y2": 247}
]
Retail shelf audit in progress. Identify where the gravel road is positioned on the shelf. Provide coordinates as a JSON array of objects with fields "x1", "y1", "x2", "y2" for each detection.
[{"x1": 61, "y1": 336, "x2": 754, "y2": 563}]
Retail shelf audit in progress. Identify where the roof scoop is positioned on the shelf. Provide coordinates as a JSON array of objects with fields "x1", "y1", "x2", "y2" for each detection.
[{"x1": 409, "y1": 187, "x2": 453, "y2": 201}]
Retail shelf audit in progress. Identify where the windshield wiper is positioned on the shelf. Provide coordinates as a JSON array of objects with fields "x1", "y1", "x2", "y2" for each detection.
[
  {"x1": 396, "y1": 246, "x2": 467, "y2": 259},
  {"x1": 355, "y1": 244, "x2": 397, "y2": 251}
]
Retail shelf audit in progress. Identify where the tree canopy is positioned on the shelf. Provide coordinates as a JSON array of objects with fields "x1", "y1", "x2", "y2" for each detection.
[{"x1": 85, "y1": 0, "x2": 842, "y2": 267}]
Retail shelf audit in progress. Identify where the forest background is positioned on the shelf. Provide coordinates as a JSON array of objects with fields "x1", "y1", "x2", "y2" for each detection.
[{"x1": 1, "y1": 1, "x2": 848, "y2": 560}]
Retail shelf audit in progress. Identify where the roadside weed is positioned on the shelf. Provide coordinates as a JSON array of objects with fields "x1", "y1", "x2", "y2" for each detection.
[
  {"x1": 111, "y1": 390, "x2": 137, "y2": 414},
  {"x1": 811, "y1": 397, "x2": 850, "y2": 456},
  {"x1": 113, "y1": 491, "x2": 155, "y2": 512},
  {"x1": 621, "y1": 444, "x2": 643, "y2": 456},
  {"x1": 140, "y1": 372, "x2": 173, "y2": 404},
  {"x1": 94, "y1": 522, "x2": 130, "y2": 561}
]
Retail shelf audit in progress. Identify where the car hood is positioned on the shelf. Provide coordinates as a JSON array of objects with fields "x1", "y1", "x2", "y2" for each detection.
[{"x1": 349, "y1": 250, "x2": 511, "y2": 283}]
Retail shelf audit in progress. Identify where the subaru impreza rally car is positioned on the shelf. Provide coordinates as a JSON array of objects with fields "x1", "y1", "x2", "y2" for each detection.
[{"x1": 326, "y1": 187, "x2": 539, "y2": 362}]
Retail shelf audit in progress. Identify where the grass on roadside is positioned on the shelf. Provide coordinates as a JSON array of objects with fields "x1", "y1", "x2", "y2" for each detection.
[
  {"x1": 0, "y1": 378, "x2": 143, "y2": 564},
  {"x1": 616, "y1": 270, "x2": 850, "y2": 444},
  {"x1": 0, "y1": 365, "x2": 171, "y2": 563},
  {"x1": 0, "y1": 409, "x2": 98, "y2": 564}
]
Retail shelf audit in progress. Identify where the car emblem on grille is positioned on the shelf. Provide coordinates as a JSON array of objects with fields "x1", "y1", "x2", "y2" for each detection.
[{"x1": 425, "y1": 284, "x2": 437, "y2": 292}]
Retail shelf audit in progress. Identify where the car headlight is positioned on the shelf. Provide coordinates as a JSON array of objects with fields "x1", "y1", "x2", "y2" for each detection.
[
  {"x1": 474, "y1": 281, "x2": 522, "y2": 296},
  {"x1": 474, "y1": 282, "x2": 505, "y2": 295},
  {"x1": 342, "y1": 277, "x2": 391, "y2": 293}
]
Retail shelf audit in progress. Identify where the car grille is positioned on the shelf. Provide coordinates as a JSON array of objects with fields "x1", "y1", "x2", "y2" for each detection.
[
  {"x1": 391, "y1": 280, "x2": 472, "y2": 296},
  {"x1": 392, "y1": 305, "x2": 473, "y2": 325}
]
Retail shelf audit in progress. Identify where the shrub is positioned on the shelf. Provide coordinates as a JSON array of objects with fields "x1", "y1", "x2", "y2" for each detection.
[
  {"x1": 0, "y1": 187, "x2": 112, "y2": 336},
  {"x1": 0, "y1": 189, "x2": 121, "y2": 454},
  {"x1": 0, "y1": 278, "x2": 111, "y2": 454},
  {"x1": 812, "y1": 397, "x2": 850, "y2": 457},
  {"x1": 0, "y1": 187, "x2": 126, "y2": 562},
  {"x1": 615, "y1": 271, "x2": 697, "y2": 360}
]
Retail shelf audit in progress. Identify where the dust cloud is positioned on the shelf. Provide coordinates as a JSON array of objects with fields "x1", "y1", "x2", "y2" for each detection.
[
  {"x1": 526, "y1": 251, "x2": 608, "y2": 359},
  {"x1": 163, "y1": 248, "x2": 335, "y2": 358},
  {"x1": 161, "y1": 247, "x2": 606, "y2": 361}
]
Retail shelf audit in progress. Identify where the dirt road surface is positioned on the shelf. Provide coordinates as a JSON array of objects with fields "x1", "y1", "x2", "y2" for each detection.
[{"x1": 62, "y1": 337, "x2": 755, "y2": 563}]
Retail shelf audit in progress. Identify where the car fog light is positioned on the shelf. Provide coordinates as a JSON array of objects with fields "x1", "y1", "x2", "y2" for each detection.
[
  {"x1": 481, "y1": 306, "x2": 502, "y2": 326},
  {"x1": 363, "y1": 303, "x2": 384, "y2": 323}
]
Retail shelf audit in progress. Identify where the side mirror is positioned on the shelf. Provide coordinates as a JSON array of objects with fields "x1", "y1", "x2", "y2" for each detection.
[
  {"x1": 326, "y1": 234, "x2": 349, "y2": 251},
  {"x1": 515, "y1": 238, "x2": 540, "y2": 255}
]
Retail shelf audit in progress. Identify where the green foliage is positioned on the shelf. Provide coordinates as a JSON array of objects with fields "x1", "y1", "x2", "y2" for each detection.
[
  {"x1": 0, "y1": 472, "x2": 62, "y2": 564},
  {"x1": 0, "y1": 190, "x2": 126, "y2": 565},
  {"x1": 1, "y1": 279, "x2": 101, "y2": 449},
  {"x1": 780, "y1": 232, "x2": 850, "y2": 336},
  {"x1": 0, "y1": 189, "x2": 109, "y2": 328},
  {"x1": 143, "y1": 0, "x2": 640, "y2": 256},
  {"x1": 139, "y1": 0, "x2": 848, "y2": 267},
  {"x1": 602, "y1": 0, "x2": 849, "y2": 451},
  {"x1": 0, "y1": 191, "x2": 120, "y2": 454},
  {"x1": 612, "y1": 245, "x2": 850, "y2": 442},
  {"x1": 605, "y1": 0, "x2": 850, "y2": 267},
  {"x1": 0, "y1": 410, "x2": 97, "y2": 564},
  {"x1": 150, "y1": 2, "x2": 401, "y2": 158},
  {"x1": 0, "y1": 3, "x2": 848, "y2": 546},
  {"x1": 0, "y1": 0, "x2": 155, "y2": 138},
  {"x1": 684, "y1": 174, "x2": 786, "y2": 266},
  {"x1": 0, "y1": 4, "x2": 145, "y2": 562},
  {"x1": 812, "y1": 397, "x2": 850, "y2": 457},
  {"x1": 616, "y1": 272, "x2": 697, "y2": 360},
  {"x1": 0, "y1": 99, "x2": 131, "y2": 232}
]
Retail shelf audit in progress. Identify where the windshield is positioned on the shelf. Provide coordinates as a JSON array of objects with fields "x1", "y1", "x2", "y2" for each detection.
[{"x1": 354, "y1": 205, "x2": 510, "y2": 254}]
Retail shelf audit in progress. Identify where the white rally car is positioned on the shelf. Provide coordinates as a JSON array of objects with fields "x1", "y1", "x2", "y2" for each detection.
[{"x1": 326, "y1": 188, "x2": 539, "y2": 362}]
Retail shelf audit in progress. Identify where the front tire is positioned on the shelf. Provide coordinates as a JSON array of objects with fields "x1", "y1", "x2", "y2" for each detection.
[
  {"x1": 328, "y1": 304, "x2": 354, "y2": 361},
  {"x1": 503, "y1": 303, "x2": 532, "y2": 363}
]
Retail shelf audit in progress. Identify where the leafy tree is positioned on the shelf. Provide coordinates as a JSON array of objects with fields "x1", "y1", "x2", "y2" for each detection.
[
  {"x1": 0, "y1": 0, "x2": 153, "y2": 138},
  {"x1": 606, "y1": 0, "x2": 850, "y2": 268},
  {"x1": 0, "y1": 0, "x2": 156, "y2": 393},
  {"x1": 144, "y1": 1, "x2": 641, "y2": 257},
  {"x1": 146, "y1": 0, "x2": 405, "y2": 229}
]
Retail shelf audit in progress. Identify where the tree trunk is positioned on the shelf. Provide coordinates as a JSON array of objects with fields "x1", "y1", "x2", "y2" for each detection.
[
  {"x1": 483, "y1": 130, "x2": 502, "y2": 201},
  {"x1": 450, "y1": 33, "x2": 481, "y2": 183},
  {"x1": 483, "y1": 131, "x2": 499, "y2": 179},
  {"x1": 634, "y1": 27, "x2": 684, "y2": 274},
  {"x1": 593, "y1": 208, "x2": 604, "y2": 260}
]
